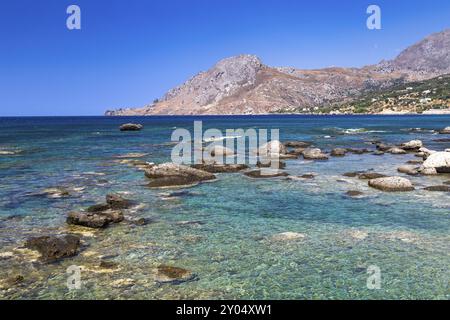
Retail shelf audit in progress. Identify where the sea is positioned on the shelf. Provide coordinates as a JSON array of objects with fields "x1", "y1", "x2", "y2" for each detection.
[{"x1": 0, "y1": 115, "x2": 449, "y2": 299}]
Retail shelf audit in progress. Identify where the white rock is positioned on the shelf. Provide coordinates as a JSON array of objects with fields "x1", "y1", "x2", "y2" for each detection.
[
  {"x1": 368, "y1": 176, "x2": 415, "y2": 192},
  {"x1": 401, "y1": 140, "x2": 423, "y2": 150},
  {"x1": 422, "y1": 152, "x2": 450, "y2": 173}
]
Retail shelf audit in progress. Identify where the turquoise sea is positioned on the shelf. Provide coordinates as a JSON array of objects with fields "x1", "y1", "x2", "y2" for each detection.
[{"x1": 0, "y1": 115, "x2": 449, "y2": 299}]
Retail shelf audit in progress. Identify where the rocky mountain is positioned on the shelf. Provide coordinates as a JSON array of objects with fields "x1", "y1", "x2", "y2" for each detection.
[{"x1": 105, "y1": 29, "x2": 450, "y2": 116}]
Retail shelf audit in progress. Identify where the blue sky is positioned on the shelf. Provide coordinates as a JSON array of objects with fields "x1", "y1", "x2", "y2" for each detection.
[{"x1": 0, "y1": 0, "x2": 449, "y2": 116}]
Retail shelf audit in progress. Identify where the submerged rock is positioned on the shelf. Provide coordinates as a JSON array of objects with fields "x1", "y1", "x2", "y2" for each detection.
[
  {"x1": 346, "y1": 148, "x2": 370, "y2": 155},
  {"x1": 358, "y1": 172, "x2": 387, "y2": 180},
  {"x1": 422, "y1": 152, "x2": 450, "y2": 173},
  {"x1": 256, "y1": 160, "x2": 286, "y2": 169},
  {"x1": 302, "y1": 148, "x2": 328, "y2": 160},
  {"x1": 244, "y1": 170, "x2": 289, "y2": 178},
  {"x1": 368, "y1": 176, "x2": 415, "y2": 192},
  {"x1": 120, "y1": 123, "x2": 143, "y2": 131},
  {"x1": 191, "y1": 163, "x2": 248, "y2": 173},
  {"x1": 331, "y1": 148, "x2": 347, "y2": 157},
  {"x1": 154, "y1": 265, "x2": 197, "y2": 284},
  {"x1": 145, "y1": 163, "x2": 216, "y2": 188},
  {"x1": 423, "y1": 185, "x2": 450, "y2": 192},
  {"x1": 25, "y1": 235, "x2": 80, "y2": 262},
  {"x1": 271, "y1": 232, "x2": 306, "y2": 241},
  {"x1": 372, "y1": 151, "x2": 385, "y2": 156},
  {"x1": 106, "y1": 193, "x2": 133, "y2": 209},
  {"x1": 346, "y1": 190, "x2": 364, "y2": 197},
  {"x1": 397, "y1": 165, "x2": 419, "y2": 176},
  {"x1": 42, "y1": 187, "x2": 70, "y2": 199},
  {"x1": 283, "y1": 141, "x2": 311, "y2": 148}
]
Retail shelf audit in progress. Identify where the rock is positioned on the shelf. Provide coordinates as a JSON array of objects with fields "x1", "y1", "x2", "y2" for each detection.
[
  {"x1": 406, "y1": 160, "x2": 423, "y2": 164},
  {"x1": 388, "y1": 147, "x2": 407, "y2": 155},
  {"x1": 244, "y1": 170, "x2": 289, "y2": 178},
  {"x1": 130, "y1": 217, "x2": 148, "y2": 226},
  {"x1": 420, "y1": 167, "x2": 438, "y2": 175},
  {"x1": 299, "y1": 174, "x2": 315, "y2": 179},
  {"x1": 422, "y1": 152, "x2": 450, "y2": 173},
  {"x1": 302, "y1": 148, "x2": 328, "y2": 160},
  {"x1": 100, "y1": 210, "x2": 125, "y2": 224},
  {"x1": 438, "y1": 126, "x2": 450, "y2": 134},
  {"x1": 258, "y1": 140, "x2": 287, "y2": 156},
  {"x1": 358, "y1": 172, "x2": 387, "y2": 180},
  {"x1": 446, "y1": 149, "x2": 450, "y2": 152},
  {"x1": 25, "y1": 235, "x2": 80, "y2": 262},
  {"x1": 284, "y1": 141, "x2": 311, "y2": 148},
  {"x1": 154, "y1": 265, "x2": 197, "y2": 284},
  {"x1": 444, "y1": 181, "x2": 450, "y2": 185},
  {"x1": 145, "y1": 163, "x2": 216, "y2": 188},
  {"x1": 346, "y1": 148, "x2": 370, "y2": 154},
  {"x1": 331, "y1": 148, "x2": 347, "y2": 157},
  {"x1": 423, "y1": 185, "x2": 450, "y2": 192},
  {"x1": 106, "y1": 193, "x2": 133, "y2": 209},
  {"x1": 67, "y1": 212, "x2": 110, "y2": 228},
  {"x1": 376, "y1": 143, "x2": 393, "y2": 151},
  {"x1": 397, "y1": 165, "x2": 419, "y2": 176},
  {"x1": 119, "y1": 123, "x2": 143, "y2": 131},
  {"x1": 401, "y1": 140, "x2": 423, "y2": 150},
  {"x1": 271, "y1": 232, "x2": 306, "y2": 241},
  {"x1": 42, "y1": 187, "x2": 70, "y2": 198},
  {"x1": 208, "y1": 145, "x2": 234, "y2": 157},
  {"x1": 419, "y1": 147, "x2": 436, "y2": 159},
  {"x1": 99, "y1": 260, "x2": 119, "y2": 269},
  {"x1": 191, "y1": 163, "x2": 248, "y2": 173},
  {"x1": 346, "y1": 190, "x2": 364, "y2": 197},
  {"x1": 343, "y1": 171, "x2": 365, "y2": 177},
  {"x1": 368, "y1": 176, "x2": 415, "y2": 192},
  {"x1": 372, "y1": 151, "x2": 385, "y2": 156},
  {"x1": 86, "y1": 203, "x2": 111, "y2": 213},
  {"x1": 256, "y1": 160, "x2": 286, "y2": 169},
  {"x1": 287, "y1": 147, "x2": 306, "y2": 155}
]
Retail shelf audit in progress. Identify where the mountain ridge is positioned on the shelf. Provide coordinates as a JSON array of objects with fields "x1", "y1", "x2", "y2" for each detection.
[{"x1": 105, "y1": 29, "x2": 450, "y2": 116}]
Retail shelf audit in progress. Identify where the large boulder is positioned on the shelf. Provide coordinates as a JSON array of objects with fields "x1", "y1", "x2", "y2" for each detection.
[
  {"x1": 120, "y1": 123, "x2": 143, "y2": 131},
  {"x1": 422, "y1": 152, "x2": 450, "y2": 173},
  {"x1": 25, "y1": 235, "x2": 80, "y2": 262},
  {"x1": 438, "y1": 126, "x2": 450, "y2": 134},
  {"x1": 368, "y1": 176, "x2": 415, "y2": 192},
  {"x1": 303, "y1": 148, "x2": 328, "y2": 160},
  {"x1": 145, "y1": 163, "x2": 216, "y2": 188},
  {"x1": 401, "y1": 140, "x2": 423, "y2": 150}
]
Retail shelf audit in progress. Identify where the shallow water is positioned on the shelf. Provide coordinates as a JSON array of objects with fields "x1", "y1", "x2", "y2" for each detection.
[{"x1": 0, "y1": 115, "x2": 449, "y2": 299}]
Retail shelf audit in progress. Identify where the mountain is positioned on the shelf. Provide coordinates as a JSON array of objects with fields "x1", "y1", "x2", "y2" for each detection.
[{"x1": 105, "y1": 29, "x2": 450, "y2": 116}]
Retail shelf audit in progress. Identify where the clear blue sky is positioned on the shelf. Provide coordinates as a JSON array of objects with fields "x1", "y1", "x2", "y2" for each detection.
[{"x1": 0, "y1": 0, "x2": 449, "y2": 116}]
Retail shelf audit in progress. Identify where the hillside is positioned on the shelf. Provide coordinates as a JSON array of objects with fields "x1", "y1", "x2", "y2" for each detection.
[{"x1": 105, "y1": 29, "x2": 450, "y2": 116}]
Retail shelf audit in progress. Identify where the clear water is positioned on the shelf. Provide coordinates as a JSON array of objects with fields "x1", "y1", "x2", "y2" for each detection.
[{"x1": 0, "y1": 115, "x2": 449, "y2": 299}]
